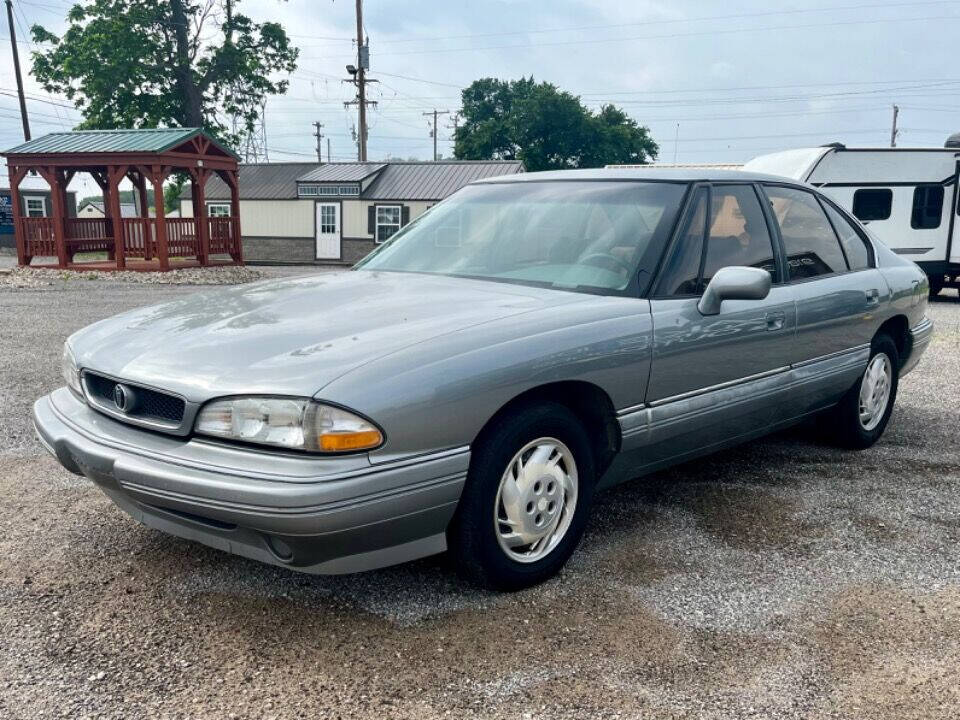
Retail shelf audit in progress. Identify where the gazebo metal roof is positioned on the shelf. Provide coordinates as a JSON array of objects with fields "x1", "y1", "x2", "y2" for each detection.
[{"x1": 3, "y1": 127, "x2": 239, "y2": 160}]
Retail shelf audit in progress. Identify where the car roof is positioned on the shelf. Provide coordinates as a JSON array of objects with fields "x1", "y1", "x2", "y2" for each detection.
[{"x1": 471, "y1": 167, "x2": 802, "y2": 185}]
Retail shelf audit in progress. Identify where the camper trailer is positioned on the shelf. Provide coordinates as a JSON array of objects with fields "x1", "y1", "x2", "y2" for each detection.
[{"x1": 745, "y1": 140, "x2": 960, "y2": 297}]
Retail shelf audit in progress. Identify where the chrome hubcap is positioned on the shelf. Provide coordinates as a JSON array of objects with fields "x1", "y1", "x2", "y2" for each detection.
[
  {"x1": 494, "y1": 438, "x2": 578, "y2": 563},
  {"x1": 859, "y1": 353, "x2": 892, "y2": 431}
]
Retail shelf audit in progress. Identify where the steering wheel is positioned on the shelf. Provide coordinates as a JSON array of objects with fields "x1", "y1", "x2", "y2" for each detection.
[{"x1": 580, "y1": 252, "x2": 631, "y2": 275}]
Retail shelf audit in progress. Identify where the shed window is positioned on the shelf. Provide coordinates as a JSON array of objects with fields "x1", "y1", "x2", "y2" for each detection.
[
  {"x1": 911, "y1": 185, "x2": 944, "y2": 229},
  {"x1": 25, "y1": 197, "x2": 46, "y2": 218},
  {"x1": 851, "y1": 189, "x2": 892, "y2": 222},
  {"x1": 376, "y1": 205, "x2": 402, "y2": 243},
  {"x1": 298, "y1": 185, "x2": 318, "y2": 196},
  {"x1": 207, "y1": 203, "x2": 230, "y2": 217},
  {"x1": 338, "y1": 186, "x2": 360, "y2": 196}
]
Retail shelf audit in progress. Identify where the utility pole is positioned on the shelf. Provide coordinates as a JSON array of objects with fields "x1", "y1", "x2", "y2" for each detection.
[
  {"x1": 327, "y1": 137, "x2": 332, "y2": 163},
  {"x1": 5, "y1": 0, "x2": 30, "y2": 141},
  {"x1": 343, "y1": 0, "x2": 376, "y2": 161},
  {"x1": 890, "y1": 104, "x2": 900, "y2": 148},
  {"x1": 313, "y1": 121, "x2": 324, "y2": 162},
  {"x1": 423, "y1": 109, "x2": 449, "y2": 162}
]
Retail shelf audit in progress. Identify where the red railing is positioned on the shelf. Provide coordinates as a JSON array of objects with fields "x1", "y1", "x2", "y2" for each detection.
[
  {"x1": 121, "y1": 218, "x2": 154, "y2": 258},
  {"x1": 208, "y1": 216, "x2": 240, "y2": 256},
  {"x1": 64, "y1": 218, "x2": 113, "y2": 255},
  {"x1": 166, "y1": 217, "x2": 199, "y2": 257},
  {"x1": 21, "y1": 217, "x2": 57, "y2": 257}
]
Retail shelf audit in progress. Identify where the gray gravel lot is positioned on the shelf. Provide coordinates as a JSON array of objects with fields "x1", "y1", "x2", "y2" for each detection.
[{"x1": 1, "y1": 273, "x2": 959, "y2": 719}]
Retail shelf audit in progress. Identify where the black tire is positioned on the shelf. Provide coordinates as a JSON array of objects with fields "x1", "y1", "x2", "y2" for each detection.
[
  {"x1": 449, "y1": 402, "x2": 596, "y2": 591},
  {"x1": 824, "y1": 333, "x2": 899, "y2": 449}
]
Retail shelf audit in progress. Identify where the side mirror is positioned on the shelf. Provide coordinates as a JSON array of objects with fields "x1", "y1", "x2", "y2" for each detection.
[{"x1": 697, "y1": 266, "x2": 772, "y2": 315}]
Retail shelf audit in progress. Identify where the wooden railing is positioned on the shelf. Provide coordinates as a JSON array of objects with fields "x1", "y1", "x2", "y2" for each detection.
[
  {"x1": 166, "y1": 217, "x2": 199, "y2": 257},
  {"x1": 21, "y1": 217, "x2": 57, "y2": 257},
  {"x1": 121, "y1": 218, "x2": 153, "y2": 258},
  {"x1": 208, "y1": 216, "x2": 240, "y2": 256},
  {"x1": 20, "y1": 215, "x2": 241, "y2": 264}
]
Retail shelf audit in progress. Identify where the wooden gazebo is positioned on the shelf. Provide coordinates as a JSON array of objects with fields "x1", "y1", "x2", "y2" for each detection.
[{"x1": 2, "y1": 128, "x2": 242, "y2": 271}]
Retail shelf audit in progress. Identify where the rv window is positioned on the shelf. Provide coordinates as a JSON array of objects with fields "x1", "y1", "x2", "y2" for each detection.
[
  {"x1": 911, "y1": 185, "x2": 944, "y2": 229},
  {"x1": 852, "y1": 189, "x2": 892, "y2": 222},
  {"x1": 764, "y1": 185, "x2": 848, "y2": 280},
  {"x1": 823, "y1": 203, "x2": 870, "y2": 270}
]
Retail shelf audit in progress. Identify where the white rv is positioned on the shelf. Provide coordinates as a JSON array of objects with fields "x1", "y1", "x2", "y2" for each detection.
[{"x1": 745, "y1": 143, "x2": 960, "y2": 296}]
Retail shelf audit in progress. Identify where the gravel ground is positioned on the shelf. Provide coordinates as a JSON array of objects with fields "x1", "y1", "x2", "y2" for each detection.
[{"x1": 1, "y1": 275, "x2": 959, "y2": 719}]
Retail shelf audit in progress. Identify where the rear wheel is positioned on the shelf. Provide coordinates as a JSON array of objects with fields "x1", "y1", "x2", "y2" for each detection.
[
  {"x1": 825, "y1": 333, "x2": 899, "y2": 449},
  {"x1": 449, "y1": 402, "x2": 595, "y2": 591}
]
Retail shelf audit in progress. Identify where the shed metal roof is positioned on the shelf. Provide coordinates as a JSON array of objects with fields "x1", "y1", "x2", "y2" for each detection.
[
  {"x1": 297, "y1": 163, "x2": 386, "y2": 183},
  {"x1": 363, "y1": 161, "x2": 523, "y2": 200},
  {"x1": 2, "y1": 127, "x2": 237, "y2": 157},
  {"x1": 189, "y1": 162, "x2": 318, "y2": 200},
  {"x1": 190, "y1": 160, "x2": 524, "y2": 201}
]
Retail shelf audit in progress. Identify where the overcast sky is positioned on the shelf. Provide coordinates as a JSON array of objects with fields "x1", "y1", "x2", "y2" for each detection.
[{"x1": 2, "y1": 0, "x2": 959, "y2": 195}]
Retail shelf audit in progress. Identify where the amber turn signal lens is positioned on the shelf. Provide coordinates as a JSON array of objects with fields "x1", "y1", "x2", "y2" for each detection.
[{"x1": 318, "y1": 430, "x2": 383, "y2": 452}]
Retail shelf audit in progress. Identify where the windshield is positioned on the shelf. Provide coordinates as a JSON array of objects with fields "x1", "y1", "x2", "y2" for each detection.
[{"x1": 355, "y1": 180, "x2": 688, "y2": 294}]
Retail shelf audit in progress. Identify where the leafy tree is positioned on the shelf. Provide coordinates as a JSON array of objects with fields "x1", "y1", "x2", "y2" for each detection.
[
  {"x1": 454, "y1": 78, "x2": 658, "y2": 171},
  {"x1": 30, "y1": 0, "x2": 298, "y2": 145}
]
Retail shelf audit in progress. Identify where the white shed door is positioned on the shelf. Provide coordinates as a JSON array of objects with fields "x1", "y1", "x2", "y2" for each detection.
[{"x1": 315, "y1": 202, "x2": 341, "y2": 260}]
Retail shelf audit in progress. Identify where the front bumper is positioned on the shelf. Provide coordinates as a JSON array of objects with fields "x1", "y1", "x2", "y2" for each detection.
[
  {"x1": 901, "y1": 316, "x2": 934, "y2": 377},
  {"x1": 34, "y1": 388, "x2": 469, "y2": 574}
]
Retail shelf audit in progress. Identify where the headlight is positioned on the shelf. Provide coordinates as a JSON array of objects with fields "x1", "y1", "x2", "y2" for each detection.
[
  {"x1": 194, "y1": 397, "x2": 384, "y2": 453},
  {"x1": 61, "y1": 344, "x2": 82, "y2": 396}
]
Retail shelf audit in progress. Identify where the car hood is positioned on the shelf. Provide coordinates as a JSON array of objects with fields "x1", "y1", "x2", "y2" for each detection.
[{"x1": 69, "y1": 270, "x2": 583, "y2": 401}]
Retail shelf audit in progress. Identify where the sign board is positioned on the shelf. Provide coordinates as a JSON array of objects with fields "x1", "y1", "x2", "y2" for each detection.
[{"x1": 0, "y1": 190, "x2": 13, "y2": 235}]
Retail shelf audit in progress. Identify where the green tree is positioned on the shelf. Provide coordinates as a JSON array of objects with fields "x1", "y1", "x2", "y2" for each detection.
[
  {"x1": 30, "y1": 0, "x2": 299, "y2": 145},
  {"x1": 454, "y1": 78, "x2": 658, "y2": 171}
]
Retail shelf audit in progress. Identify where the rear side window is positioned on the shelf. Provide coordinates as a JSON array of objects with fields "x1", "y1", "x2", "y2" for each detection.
[
  {"x1": 823, "y1": 203, "x2": 871, "y2": 270},
  {"x1": 764, "y1": 185, "x2": 848, "y2": 280},
  {"x1": 911, "y1": 184, "x2": 944, "y2": 229},
  {"x1": 852, "y1": 189, "x2": 892, "y2": 221}
]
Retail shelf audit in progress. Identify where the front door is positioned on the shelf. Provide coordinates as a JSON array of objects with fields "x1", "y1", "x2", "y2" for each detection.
[
  {"x1": 316, "y1": 202, "x2": 341, "y2": 260},
  {"x1": 642, "y1": 184, "x2": 796, "y2": 469}
]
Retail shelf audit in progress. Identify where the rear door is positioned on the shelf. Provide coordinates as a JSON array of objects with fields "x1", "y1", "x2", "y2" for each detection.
[
  {"x1": 640, "y1": 183, "x2": 796, "y2": 469},
  {"x1": 761, "y1": 184, "x2": 885, "y2": 414}
]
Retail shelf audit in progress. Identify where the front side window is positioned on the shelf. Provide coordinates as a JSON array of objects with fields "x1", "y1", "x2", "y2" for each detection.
[
  {"x1": 764, "y1": 185, "x2": 848, "y2": 280},
  {"x1": 824, "y1": 202, "x2": 871, "y2": 270},
  {"x1": 357, "y1": 181, "x2": 688, "y2": 294},
  {"x1": 701, "y1": 185, "x2": 777, "y2": 285},
  {"x1": 656, "y1": 188, "x2": 706, "y2": 295},
  {"x1": 911, "y1": 184, "x2": 944, "y2": 229},
  {"x1": 852, "y1": 188, "x2": 892, "y2": 222},
  {"x1": 657, "y1": 185, "x2": 776, "y2": 296},
  {"x1": 25, "y1": 197, "x2": 46, "y2": 218},
  {"x1": 376, "y1": 205, "x2": 402, "y2": 243},
  {"x1": 207, "y1": 203, "x2": 230, "y2": 218}
]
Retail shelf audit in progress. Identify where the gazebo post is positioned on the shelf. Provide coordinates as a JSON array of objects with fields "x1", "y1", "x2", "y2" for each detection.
[
  {"x1": 90, "y1": 170, "x2": 114, "y2": 261},
  {"x1": 58, "y1": 169, "x2": 75, "y2": 262},
  {"x1": 228, "y1": 169, "x2": 242, "y2": 264},
  {"x1": 150, "y1": 165, "x2": 170, "y2": 271},
  {"x1": 107, "y1": 164, "x2": 128, "y2": 269},
  {"x1": 190, "y1": 167, "x2": 210, "y2": 266},
  {"x1": 8, "y1": 164, "x2": 29, "y2": 266},
  {"x1": 37, "y1": 166, "x2": 68, "y2": 268},
  {"x1": 130, "y1": 170, "x2": 151, "y2": 260}
]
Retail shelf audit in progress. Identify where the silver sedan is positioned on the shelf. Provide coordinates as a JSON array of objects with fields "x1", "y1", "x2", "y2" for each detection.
[{"x1": 34, "y1": 169, "x2": 933, "y2": 590}]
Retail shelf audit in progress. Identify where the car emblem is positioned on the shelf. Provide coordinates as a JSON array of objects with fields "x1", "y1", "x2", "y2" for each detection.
[{"x1": 113, "y1": 383, "x2": 131, "y2": 412}]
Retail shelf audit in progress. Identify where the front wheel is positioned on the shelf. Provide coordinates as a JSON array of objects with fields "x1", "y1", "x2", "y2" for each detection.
[
  {"x1": 449, "y1": 403, "x2": 595, "y2": 591},
  {"x1": 825, "y1": 333, "x2": 899, "y2": 449}
]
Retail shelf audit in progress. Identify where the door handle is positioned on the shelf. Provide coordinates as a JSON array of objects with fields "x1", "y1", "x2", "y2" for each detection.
[
  {"x1": 765, "y1": 311, "x2": 786, "y2": 331},
  {"x1": 865, "y1": 288, "x2": 880, "y2": 305}
]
